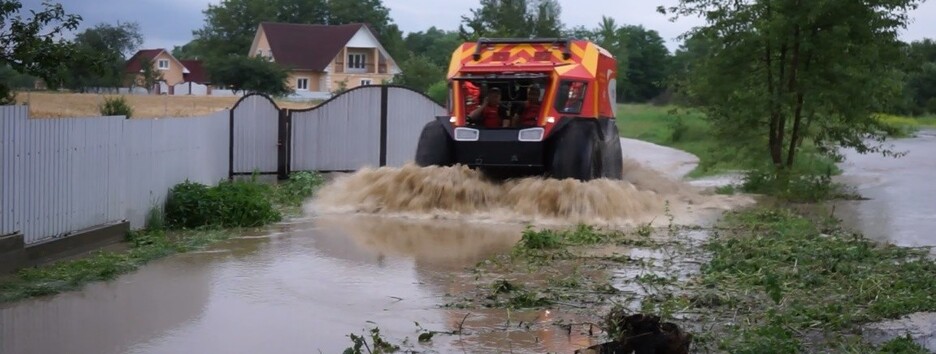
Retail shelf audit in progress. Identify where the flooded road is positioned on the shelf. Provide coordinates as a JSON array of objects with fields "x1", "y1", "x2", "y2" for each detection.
[
  {"x1": 832, "y1": 130, "x2": 936, "y2": 249},
  {"x1": 2, "y1": 217, "x2": 594, "y2": 354},
  {"x1": 0, "y1": 138, "x2": 752, "y2": 354}
]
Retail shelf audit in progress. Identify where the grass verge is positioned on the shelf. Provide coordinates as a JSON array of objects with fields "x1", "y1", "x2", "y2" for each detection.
[
  {"x1": 875, "y1": 113, "x2": 936, "y2": 138},
  {"x1": 0, "y1": 171, "x2": 324, "y2": 304},
  {"x1": 678, "y1": 207, "x2": 936, "y2": 352},
  {"x1": 616, "y1": 104, "x2": 840, "y2": 179}
]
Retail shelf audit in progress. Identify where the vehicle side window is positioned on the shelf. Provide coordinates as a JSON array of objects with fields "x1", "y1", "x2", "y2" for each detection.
[{"x1": 555, "y1": 81, "x2": 587, "y2": 114}]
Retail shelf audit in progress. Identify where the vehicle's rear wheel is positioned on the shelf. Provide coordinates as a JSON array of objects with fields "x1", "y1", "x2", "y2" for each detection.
[
  {"x1": 546, "y1": 121, "x2": 602, "y2": 181},
  {"x1": 415, "y1": 119, "x2": 454, "y2": 166},
  {"x1": 602, "y1": 121, "x2": 624, "y2": 180}
]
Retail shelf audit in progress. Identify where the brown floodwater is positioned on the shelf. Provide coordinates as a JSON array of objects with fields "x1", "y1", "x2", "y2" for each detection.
[
  {"x1": 1, "y1": 215, "x2": 605, "y2": 354},
  {"x1": 0, "y1": 138, "x2": 758, "y2": 354}
]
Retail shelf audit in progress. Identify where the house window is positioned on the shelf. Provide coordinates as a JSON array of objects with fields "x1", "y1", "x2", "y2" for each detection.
[
  {"x1": 157, "y1": 59, "x2": 169, "y2": 70},
  {"x1": 348, "y1": 53, "x2": 365, "y2": 70},
  {"x1": 360, "y1": 79, "x2": 372, "y2": 86},
  {"x1": 297, "y1": 78, "x2": 309, "y2": 91}
]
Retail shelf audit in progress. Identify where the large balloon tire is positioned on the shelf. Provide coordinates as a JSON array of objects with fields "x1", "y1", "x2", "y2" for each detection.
[
  {"x1": 546, "y1": 121, "x2": 603, "y2": 181},
  {"x1": 414, "y1": 120, "x2": 454, "y2": 167}
]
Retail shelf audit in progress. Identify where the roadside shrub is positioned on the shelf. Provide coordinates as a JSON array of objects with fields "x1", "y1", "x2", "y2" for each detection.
[
  {"x1": 99, "y1": 95, "x2": 133, "y2": 118},
  {"x1": 164, "y1": 178, "x2": 281, "y2": 229},
  {"x1": 213, "y1": 179, "x2": 281, "y2": 227},
  {"x1": 164, "y1": 180, "x2": 220, "y2": 229},
  {"x1": 274, "y1": 171, "x2": 325, "y2": 207}
]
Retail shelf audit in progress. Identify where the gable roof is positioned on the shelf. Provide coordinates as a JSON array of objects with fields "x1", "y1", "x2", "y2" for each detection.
[
  {"x1": 257, "y1": 22, "x2": 369, "y2": 71},
  {"x1": 124, "y1": 48, "x2": 192, "y2": 74},
  {"x1": 180, "y1": 60, "x2": 208, "y2": 83},
  {"x1": 124, "y1": 49, "x2": 165, "y2": 73}
]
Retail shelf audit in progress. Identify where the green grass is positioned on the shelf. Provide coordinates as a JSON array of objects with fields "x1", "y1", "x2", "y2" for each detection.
[
  {"x1": 0, "y1": 171, "x2": 325, "y2": 303},
  {"x1": 875, "y1": 113, "x2": 936, "y2": 138},
  {"x1": 616, "y1": 104, "x2": 840, "y2": 178},
  {"x1": 700, "y1": 207, "x2": 936, "y2": 351}
]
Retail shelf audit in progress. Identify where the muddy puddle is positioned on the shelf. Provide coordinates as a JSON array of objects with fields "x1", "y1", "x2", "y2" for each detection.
[{"x1": 0, "y1": 139, "x2": 757, "y2": 353}]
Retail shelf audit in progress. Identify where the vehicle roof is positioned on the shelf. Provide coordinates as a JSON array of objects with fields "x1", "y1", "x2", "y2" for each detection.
[{"x1": 446, "y1": 39, "x2": 614, "y2": 80}]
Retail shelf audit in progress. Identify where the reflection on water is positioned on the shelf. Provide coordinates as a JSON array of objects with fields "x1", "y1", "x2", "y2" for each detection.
[{"x1": 0, "y1": 215, "x2": 599, "y2": 354}]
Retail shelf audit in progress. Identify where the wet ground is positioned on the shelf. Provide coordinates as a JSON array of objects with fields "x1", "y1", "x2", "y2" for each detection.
[{"x1": 3, "y1": 133, "x2": 933, "y2": 353}]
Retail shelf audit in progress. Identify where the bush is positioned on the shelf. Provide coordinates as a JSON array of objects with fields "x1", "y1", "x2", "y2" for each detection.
[
  {"x1": 274, "y1": 171, "x2": 325, "y2": 207},
  {"x1": 164, "y1": 179, "x2": 281, "y2": 229},
  {"x1": 164, "y1": 181, "x2": 221, "y2": 229},
  {"x1": 213, "y1": 179, "x2": 281, "y2": 227},
  {"x1": 99, "y1": 95, "x2": 133, "y2": 118},
  {"x1": 426, "y1": 80, "x2": 448, "y2": 106}
]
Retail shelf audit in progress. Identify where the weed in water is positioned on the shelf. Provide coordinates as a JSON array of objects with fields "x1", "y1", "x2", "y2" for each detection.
[
  {"x1": 516, "y1": 227, "x2": 563, "y2": 250},
  {"x1": 699, "y1": 207, "x2": 936, "y2": 350},
  {"x1": 875, "y1": 334, "x2": 929, "y2": 354}
]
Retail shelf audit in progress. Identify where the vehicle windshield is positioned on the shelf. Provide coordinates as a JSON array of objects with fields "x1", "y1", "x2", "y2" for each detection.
[{"x1": 457, "y1": 76, "x2": 549, "y2": 128}]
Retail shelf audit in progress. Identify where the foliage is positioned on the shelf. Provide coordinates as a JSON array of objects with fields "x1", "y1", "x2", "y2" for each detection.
[
  {"x1": 660, "y1": 0, "x2": 922, "y2": 172},
  {"x1": 343, "y1": 327, "x2": 400, "y2": 354},
  {"x1": 0, "y1": 0, "x2": 81, "y2": 92},
  {"x1": 391, "y1": 54, "x2": 442, "y2": 93},
  {"x1": 426, "y1": 80, "x2": 448, "y2": 106},
  {"x1": 0, "y1": 228, "x2": 231, "y2": 303},
  {"x1": 403, "y1": 27, "x2": 461, "y2": 70},
  {"x1": 702, "y1": 208, "x2": 936, "y2": 350},
  {"x1": 164, "y1": 179, "x2": 280, "y2": 229},
  {"x1": 271, "y1": 171, "x2": 326, "y2": 209},
  {"x1": 134, "y1": 57, "x2": 163, "y2": 93},
  {"x1": 516, "y1": 224, "x2": 610, "y2": 251},
  {"x1": 63, "y1": 21, "x2": 143, "y2": 91},
  {"x1": 206, "y1": 55, "x2": 291, "y2": 96},
  {"x1": 98, "y1": 95, "x2": 133, "y2": 118},
  {"x1": 617, "y1": 25, "x2": 671, "y2": 103},
  {"x1": 459, "y1": 0, "x2": 564, "y2": 40}
]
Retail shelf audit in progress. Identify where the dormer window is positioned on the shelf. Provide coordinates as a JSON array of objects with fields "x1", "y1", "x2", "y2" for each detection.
[{"x1": 348, "y1": 53, "x2": 365, "y2": 70}]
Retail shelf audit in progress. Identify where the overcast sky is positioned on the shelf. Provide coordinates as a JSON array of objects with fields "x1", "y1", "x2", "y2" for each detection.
[{"x1": 21, "y1": 0, "x2": 936, "y2": 52}]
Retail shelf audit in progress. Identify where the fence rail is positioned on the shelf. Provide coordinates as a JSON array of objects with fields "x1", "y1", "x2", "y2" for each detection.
[{"x1": 0, "y1": 85, "x2": 443, "y2": 245}]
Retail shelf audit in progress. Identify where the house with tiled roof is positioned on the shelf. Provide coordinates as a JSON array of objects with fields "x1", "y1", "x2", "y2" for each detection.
[
  {"x1": 248, "y1": 22, "x2": 403, "y2": 99},
  {"x1": 124, "y1": 49, "x2": 210, "y2": 94}
]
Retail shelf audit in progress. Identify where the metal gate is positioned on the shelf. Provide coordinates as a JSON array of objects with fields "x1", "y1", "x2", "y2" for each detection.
[
  {"x1": 229, "y1": 93, "x2": 288, "y2": 178},
  {"x1": 228, "y1": 86, "x2": 446, "y2": 179}
]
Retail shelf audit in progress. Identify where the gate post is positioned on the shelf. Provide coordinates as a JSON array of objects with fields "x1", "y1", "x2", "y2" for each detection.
[
  {"x1": 277, "y1": 108, "x2": 291, "y2": 180},
  {"x1": 379, "y1": 85, "x2": 388, "y2": 167}
]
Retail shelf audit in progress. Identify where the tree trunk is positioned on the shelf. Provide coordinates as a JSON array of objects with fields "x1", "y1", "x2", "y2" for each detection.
[
  {"x1": 766, "y1": 0, "x2": 784, "y2": 167},
  {"x1": 784, "y1": 24, "x2": 802, "y2": 168}
]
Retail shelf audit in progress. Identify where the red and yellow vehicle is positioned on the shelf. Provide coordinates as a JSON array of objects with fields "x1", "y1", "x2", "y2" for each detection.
[{"x1": 415, "y1": 38, "x2": 623, "y2": 181}]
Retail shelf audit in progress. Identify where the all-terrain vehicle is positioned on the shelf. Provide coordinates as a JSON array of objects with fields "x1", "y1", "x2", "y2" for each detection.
[{"x1": 415, "y1": 38, "x2": 623, "y2": 181}]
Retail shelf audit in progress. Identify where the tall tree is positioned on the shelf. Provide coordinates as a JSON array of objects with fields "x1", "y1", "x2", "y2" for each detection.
[
  {"x1": 327, "y1": 0, "x2": 408, "y2": 61},
  {"x1": 192, "y1": 0, "x2": 277, "y2": 60},
  {"x1": 661, "y1": 0, "x2": 921, "y2": 170},
  {"x1": 64, "y1": 21, "x2": 144, "y2": 91},
  {"x1": 403, "y1": 27, "x2": 461, "y2": 70},
  {"x1": 618, "y1": 25, "x2": 670, "y2": 102},
  {"x1": 459, "y1": 0, "x2": 564, "y2": 40},
  {"x1": 0, "y1": 0, "x2": 81, "y2": 97},
  {"x1": 392, "y1": 54, "x2": 443, "y2": 92}
]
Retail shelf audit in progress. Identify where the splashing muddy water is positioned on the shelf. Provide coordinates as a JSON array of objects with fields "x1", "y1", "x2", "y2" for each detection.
[{"x1": 310, "y1": 159, "x2": 753, "y2": 228}]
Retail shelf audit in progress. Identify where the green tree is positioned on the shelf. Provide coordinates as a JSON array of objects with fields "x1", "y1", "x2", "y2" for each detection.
[
  {"x1": 459, "y1": 0, "x2": 564, "y2": 40},
  {"x1": 661, "y1": 0, "x2": 921, "y2": 170},
  {"x1": 404, "y1": 27, "x2": 462, "y2": 70},
  {"x1": 207, "y1": 55, "x2": 291, "y2": 96},
  {"x1": 618, "y1": 25, "x2": 670, "y2": 102},
  {"x1": 0, "y1": 0, "x2": 81, "y2": 99},
  {"x1": 64, "y1": 21, "x2": 144, "y2": 91},
  {"x1": 134, "y1": 57, "x2": 163, "y2": 94},
  {"x1": 392, "y1": 55, "x2": 443, "y2": 92},
  {"x1": 327, "y1": 0, "x2": 407, "y2": 60},
  {"x1": 192, "y1": 0, "x2": 277, "y2": 60}
]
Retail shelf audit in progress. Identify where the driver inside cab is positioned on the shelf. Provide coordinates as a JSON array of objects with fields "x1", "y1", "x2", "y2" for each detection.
[{"x1": 467, "y1": 87, "x2": 509, "y2": 128}]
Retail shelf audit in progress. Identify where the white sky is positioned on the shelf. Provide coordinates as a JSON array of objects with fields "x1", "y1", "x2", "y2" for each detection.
[{"x1": 20, "y1": 0, "x2": 936, "y2": 52}]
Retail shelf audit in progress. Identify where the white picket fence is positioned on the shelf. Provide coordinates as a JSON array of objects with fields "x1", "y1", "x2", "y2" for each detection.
[{"x1": 0, "y1": 106, "x2": 229, "y2": 244}]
